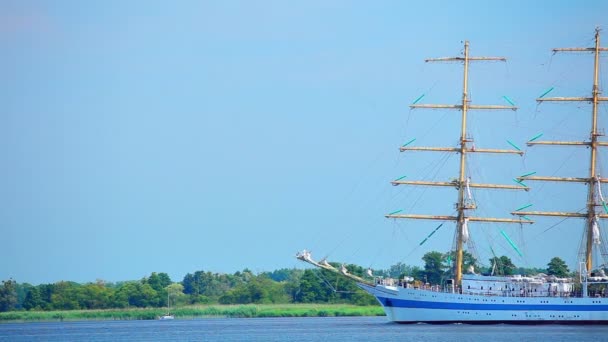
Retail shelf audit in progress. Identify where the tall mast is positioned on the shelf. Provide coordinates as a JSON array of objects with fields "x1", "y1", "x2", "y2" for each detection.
[
  {"x1": 514, "y1": 28, "x2": 608, "y2": 273},
  {"x1": 388, "y1": 41, "x2": 532, "y2": 285},
  {"x1": 456, "y1": 41, "x2": 471, "y2": 284}
]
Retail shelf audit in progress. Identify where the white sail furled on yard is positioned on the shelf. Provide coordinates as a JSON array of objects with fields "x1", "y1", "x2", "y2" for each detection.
[
  {"x1": 462, "y1": 218, "x2": 469, "y2": 243},
  {"x1": 593, "y1": 215, "x2": 601, "y2": 245}
]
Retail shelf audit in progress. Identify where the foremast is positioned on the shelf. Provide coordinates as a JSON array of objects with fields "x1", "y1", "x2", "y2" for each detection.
[
  {"x1": 513, "y1": 28, "x2": 608, "y2": 274},
  {"x1": 388, "y1": 41, "x2": 532, "y2": 285}
]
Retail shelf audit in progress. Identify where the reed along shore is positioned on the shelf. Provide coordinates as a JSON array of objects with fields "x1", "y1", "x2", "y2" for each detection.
[{"x1": 0, "y1": 304, "x2": 385, "y2": 322}]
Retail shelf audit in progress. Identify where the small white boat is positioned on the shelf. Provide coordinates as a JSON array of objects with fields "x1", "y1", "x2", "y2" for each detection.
[{"x1": 158, "y1": 292, "x2": 174, "y2": 320}]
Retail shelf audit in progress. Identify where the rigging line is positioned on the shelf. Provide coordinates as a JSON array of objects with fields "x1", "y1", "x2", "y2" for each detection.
[
  {"x1": 408, "y1": 79, "x2": 441, "y2": 121},
  {"x1": 411, "y1": 149, "x2": 453, "y2": 189},
  {"x1": 548, "y1": 59, "x2": 580, "y2": 90},
  {"x1": 368, "y1": 236, "x2": 390, "y2": 269},
  {"x1": 403, "y1": 108, "x2": 414, "y2": 137},
  {"x1": 426, "y1": 79, "x2": 440, "y2": 94},
  {"x1": 450, "y1": 221, "x2": 460, "y2": 270},
  {"x1": 536, "y1": 108, "x2": 589, "y2": 139},
  {"x1": 368, "y1": 179, "x2": 440, "y2": 263},
  {"x1": 326, "y1": 186, "x2": 397, "y2": 259},
  {"x1": 404, "y1": 76, "x2": 444, "y2": 139},
  {"x1": 347, "y1": 243, "x2": 367, "y2": 265},
  {"x1": 423, "y1": 149, "x2": 454, "y2": 176},
  {"x1": 347, "y1": 188, "x2": 406, "y2": 262},
  {"x1": 503, "y1": 60, "x2": 511, "y2": 79},
  {"x1": 389, "y1": 150, "x2": 452, "y2": 213},
  {"x1": 373, "y1": 221, "x2": 415, "y2": 269},
  {"x1": 394, "y1": 148, "x2": 452, "y2": 195},
  {"x1": 392, "y1": 216, "x2": 410, "y2": 242},
  {"x1": 419, "y1": 110, "x2": 452, "y2": 142},
  {"x1": 528, "y1": 147, "x2": 579, "y2": 204},
  {"x1": 311, "y1": 268, "x2": 356, "y2": 294},
  {"x1": 517, "y1": 223, "x2": 530, "y2": 268},
  {"x1": 331, "y1": 182, "x2": 398, "y2": 260},
  {"x1": 398, "y1": 210, "x2": 459, "y2": 266},
  {"x1": 544, "y1": 51, "x2": 555, "y2": 73},
  {"x1": 369, "y1": 206, "x2": 434, "y2": 268},
  {"x1": 389, "y1": 150, "x2": 449, "y2": 203},
  {"x1": 599, "y1": 224, "x2": 608, "y2": 264},
  {"x1": 466, "y1": 229, "x2": 480, "y2": 266},
  {"x1": 535, "y1": 208, "x2": 586, "y2": 238},
  {"x1": 403, "y1": 152, "x2": 454, "y2": 214},
  {"x1": 319, "y1": 229, "x2": 357, "y2": 263},
  {"x1": 327, "y1": 157, "x2": 410, "y2": 260},
  {"x1": 366, "y1": 217, "x2": 415, "y2": 268},
  {"x1": 343, "y1": 153, "x2": 396, "y2": 220},
  {"x1": 404, "y1": 78, "x2": 443, "y2": 136},
  {"x1": 577, "y1": 227, "x2": 587, "y2": 268},
  {"x1": 403, "y1": 109, "x2": 414, "y2": 140},
  {"x1": 325, "y1": 231, "x2": 354, "y2": 261},
  {"x1": 312, "y1": 268, "x2": 336, "y2": 291},
  {"x1": 345, "y1": 148, "x2": 394, "y2": 209},
  {"x1": 486, "y1": 222, "x2": 526, "y2": 261},
  {"x1": 480, "y1": 227, "x2": 500, "y2": 268}
]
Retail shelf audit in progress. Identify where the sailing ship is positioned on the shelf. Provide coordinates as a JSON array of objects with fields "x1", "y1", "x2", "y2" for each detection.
[{"x1": 298, "y1": 28, "x2": 608, "y2": 323}]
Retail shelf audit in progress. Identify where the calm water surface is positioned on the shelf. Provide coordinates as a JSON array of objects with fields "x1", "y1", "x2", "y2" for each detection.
[{"x1": 2, "y1": 316, "x2": 608, "y2": 341}]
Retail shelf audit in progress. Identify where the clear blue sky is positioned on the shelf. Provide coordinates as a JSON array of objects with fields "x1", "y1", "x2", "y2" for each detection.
[{"x1": 2, "y1": 1, "x2": 608, "y2": 284}]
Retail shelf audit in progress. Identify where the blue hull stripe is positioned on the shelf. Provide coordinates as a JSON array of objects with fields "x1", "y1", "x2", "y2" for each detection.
[{"x1": 378, "y1": 297, "x2": 608, "y2": 311}]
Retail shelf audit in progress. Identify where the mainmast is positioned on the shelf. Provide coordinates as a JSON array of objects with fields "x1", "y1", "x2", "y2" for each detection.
[
  {"x1": 388, "y1": 41, "x2": 532, "y2": 285},
  {"x1": 513, "y1": 28, "x2": 608, "y2": 273}
]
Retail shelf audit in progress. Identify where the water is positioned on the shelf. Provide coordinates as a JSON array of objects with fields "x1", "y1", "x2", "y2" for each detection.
[{"x1": 2, "y1": 316, "x2": 608, "y2": 341}]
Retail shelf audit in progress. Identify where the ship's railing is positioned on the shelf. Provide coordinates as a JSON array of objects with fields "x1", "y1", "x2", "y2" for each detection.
[
  {"x1": 374, "y1": 277, "x2": 446, "y2": 291},
  {"x1": 374, "y1": 277, "x2": 608, "y2": 298}
]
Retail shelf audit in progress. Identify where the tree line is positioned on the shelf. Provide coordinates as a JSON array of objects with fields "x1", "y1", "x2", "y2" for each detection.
[
  {"x1": 414, "y1": 251, "x2": 571, "y2": 285},
  {"x1": 0, "y1": 253, "x2": 572, "y2": 312}
]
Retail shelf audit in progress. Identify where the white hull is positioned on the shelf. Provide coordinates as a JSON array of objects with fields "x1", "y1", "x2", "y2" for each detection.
[{"x1": 359, "y1": 283, "x2": 608, "y2": 324}]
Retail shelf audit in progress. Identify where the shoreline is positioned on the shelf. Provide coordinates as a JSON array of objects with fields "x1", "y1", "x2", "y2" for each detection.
[{"x1": 0, "y1": 304, "x2": 384, "y2": 323}]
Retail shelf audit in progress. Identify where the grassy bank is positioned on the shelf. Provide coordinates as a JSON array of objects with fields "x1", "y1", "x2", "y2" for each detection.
[{"x1": 0, "y1": 304, "x2": 385, "y2": 322}]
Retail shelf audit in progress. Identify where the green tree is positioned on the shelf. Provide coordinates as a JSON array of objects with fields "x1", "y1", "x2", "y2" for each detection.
[
  {"x1": 112, "y1": 282, "x2": 158, "y2": 308},
  {"x1": 444, "y1": 250, "x2": 478, "y2": 275},
  {"x1": 290, "y1": 264, "x2": 375, "y2": 305},
  {"x1": 182, "y1": 270, "x2": 245, "y2": 303},
  {"x1": 294, "y1": 270, "x2": 333, "y2": 303},
  {"x1": 23, "y1": 287, "x2": 43, "y2": 310},
  {"x1": 547, "y1": 257, "x2": 569, "y2": 277},
  {"x1": 166, "y1": 283, "x2": 187, "y2": 307},
  {"x1": 144, "y1": 272, "x2": 172, "y2": 306},
  {"x1": 0, "y1": 279, "x2": 18, "y2": 312},
  {"x1": 489, "y1": 256, "x2": 517, "y2": 276},
  {"x1": 182, "y1": 273, "x2": 197, "y2": 296},
  {"x1": 382, "y1": 262, "x2": 421, "y2": 280},
  {"x1": 15, "y1": 282, "x2": 33, "y2": 310},
  {"x1": 78, "y1": 283, "x2": 113, "y2": 309},
  {"x1": 283, "y1": 269, "x2": 304, "y2": 302},
  {"x1": 50, "y1": 281, "x2": 81, "y2": 310},
  {"x1": 110, "y1": 284, "x2": 130, "y2": 308},
  {"x1": 218, "y1": 274, "x2": 290, "y2": 304},
  {"x1": 37, "y1": 284, "x2": 55, "y2": 310},
  {"x1": 262, "y1": 268, "x2": 295, "y2": 282},
  {"x1": 146, "y1": 272, "x2": 172, "y2": 292},
  {"x1": 513, "y1": 266, "x2": 546, "y2": 276},
  {"x1": 421, "y1": 251, "x2": 447, "y2": 284},
  {"x1": 218, "y1": 286, "x2": 248, "y2": 304}
]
